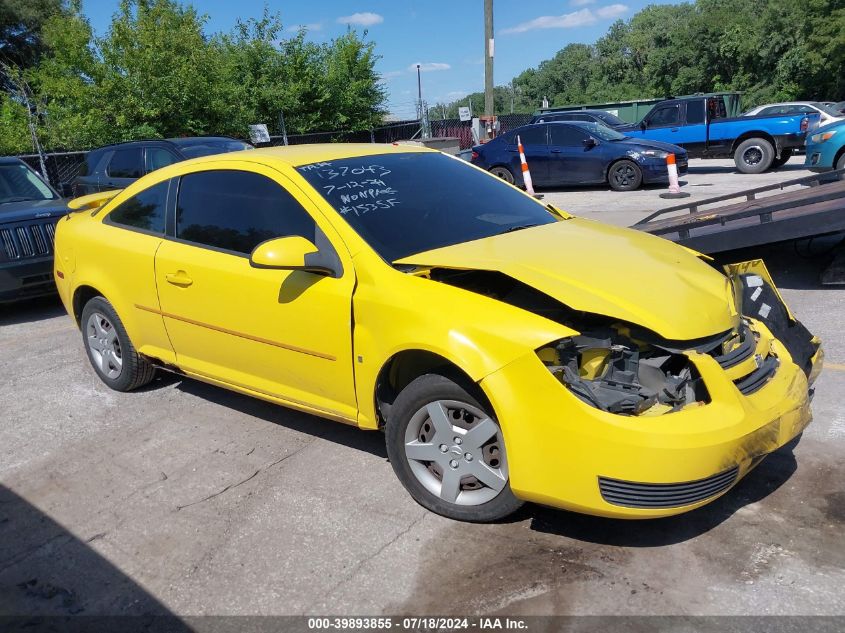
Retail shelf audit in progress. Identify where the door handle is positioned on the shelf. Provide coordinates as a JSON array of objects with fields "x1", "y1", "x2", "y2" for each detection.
[
  {"x1": 550, "y1": 149, "x2": 562, "y2": 153},
  {"x1": 671, "y1": 128, "x2": 679, "y2": 132},
  {"x1": 165, "y1": 271, "x2": 193, "y2": 287}
]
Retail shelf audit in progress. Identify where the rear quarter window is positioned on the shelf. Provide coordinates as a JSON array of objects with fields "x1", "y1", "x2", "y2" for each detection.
[
  {"x1": 107, "y1": 148, "x2": 143, "y2": 179},
  {"x1": 107, "y1": 180, "x2": 169, "y2": 234}
]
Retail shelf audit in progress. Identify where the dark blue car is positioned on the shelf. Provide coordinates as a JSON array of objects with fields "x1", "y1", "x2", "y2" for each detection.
[
  {"x1": 471, "y1": 121, "x2": 687, "y2": 191},
  {"x1": 0, "y1": 157, "x2": 70, "y2": 303}
]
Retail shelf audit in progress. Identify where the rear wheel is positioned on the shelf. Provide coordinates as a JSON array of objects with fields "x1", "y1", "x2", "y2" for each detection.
[
  {"x1": 489, "y1": 166, "x2": 515, "y2": 185},
  {"x1": 385, "y1": 374, "x2": 523, "y2": 522},
  {"x1": 608, "y1": 160, "x2": 643, "y2": 191},
  {"x1": 80, "y1": 296, "x2": 155, "y2": 392},
  {"x1": 770, "y1": 148, "x2": 793, "y2": 169},
  {"x1": 734, "y1": 138, "x2": 774, "y2": 174}
]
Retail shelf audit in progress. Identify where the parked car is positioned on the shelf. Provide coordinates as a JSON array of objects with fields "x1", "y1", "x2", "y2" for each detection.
[
  {"x1": 617, "y1": 94, "x2": 820, "y2": 173},
  {"x1": 70, "y1": 136, "x2": 253, "y2": 196},
  {"x1": 832, "y1": 101, "x2": 845, "y2": 115},
  {"x1": 743, "y1": 101, "x2": 844, "y2": 127},
  {"x1": 0, "y1": 157, "x2": 70, "y2": 303},
  {"x1": 529, "y1": 109, "x2": 628, "y2": 129},
  {"x1": 471, "y1": 121, "x2": 688, "y2": 191},
  {"x1": 54, "y1": 144, "x2": 821, "y2": 522},
  {"x1": 804, "y1": 119, "x2": 845, "y2": 172}
]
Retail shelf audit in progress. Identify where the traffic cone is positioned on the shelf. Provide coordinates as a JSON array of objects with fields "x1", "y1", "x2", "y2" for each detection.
[
  {"x1": 659, "y1": 153, "x2": 690, "y2": 199},
  {"x1": 517, "y1": 135, "x2": 541, "y2": 198}
]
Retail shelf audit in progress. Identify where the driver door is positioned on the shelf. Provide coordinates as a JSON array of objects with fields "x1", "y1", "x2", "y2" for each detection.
[{"x1": 154, "y1": 164, "x2": 358, "y2": 422}]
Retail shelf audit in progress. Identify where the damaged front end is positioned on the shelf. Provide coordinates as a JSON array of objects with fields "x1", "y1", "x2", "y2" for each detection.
[{"x1": 537, "y1": 328, "x2": 710, "y2": 416}]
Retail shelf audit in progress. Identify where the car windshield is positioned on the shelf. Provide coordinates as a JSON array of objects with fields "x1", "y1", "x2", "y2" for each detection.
[
  {"x1": 172, "y1": 139, "x2": 253, "y2": 158},
  {"x1": 297, "y1": 152, "x2": 557, "y2": 262},
  {"x1": 577, "y1": 122, "x2": 627, "y2": 141},
  {"x1": 0, "y1": 163, "x2": 57, "y2": 204},
  {"x1": 594, "y1": 112, "x2": 626, "y2": 126},
  {"x1": 811, "y1": 102, "x2": 844, "y2": 117}
]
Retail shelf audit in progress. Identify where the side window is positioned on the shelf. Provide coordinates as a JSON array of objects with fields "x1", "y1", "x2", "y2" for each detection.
[
  {"x1": 146, "y1": 148, "x2": 180, "y2": 173},
  {"x1": 648, "y1": 105, "x2": 680, "y2": 127},
  {"x1": 549, "y1": 125, "x2": 589, "y2": 146},
  {"x1": 517, "y1": 125, "x2": 547, "y2": 146},
  {"x1": 108, "y1": 180, "x2": 168, "y2": 234},
  {"x1": 759, "y1": 106, "x2": 777, "y2": 116},
  {"x1": 686, "y1": 100, "x2": 705, "y2": 124},
  {"x1": 175, "y1": 170, "x2": 316, "y2": 255},
  {"x1": 107, "y1": 148, "x2": 143, "y2": 178}
]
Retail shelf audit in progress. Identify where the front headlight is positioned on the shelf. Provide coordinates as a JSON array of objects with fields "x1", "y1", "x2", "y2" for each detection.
[
  {"x1": 537, "y1": 330, "x2": 709, "y2": 416},
  {"x1": 639, "y1": 149, "x2": 669, "y2": 159},
  {"x1": 810, "y1": 129, "x2": 837, "y2": 144}
]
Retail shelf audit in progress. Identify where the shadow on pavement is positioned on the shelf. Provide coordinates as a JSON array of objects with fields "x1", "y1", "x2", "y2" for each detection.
[
  {"x1": 174, "y1": 378, "x2": 388, "y2": 459},
  {"x1": 0, "y1": 295, "x2": 66, "y2": 327},
  {"x1": 526, "y1": 439, "x2": 799, "y2": 546},
  {"x1": 0, "y1": 485, "x2": 188, "y2": 627}
]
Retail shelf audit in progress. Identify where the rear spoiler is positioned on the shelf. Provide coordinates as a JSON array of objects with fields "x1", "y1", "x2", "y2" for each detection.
[{"x1": 67, "y1": 190, "x2": 121, "y2": 213}]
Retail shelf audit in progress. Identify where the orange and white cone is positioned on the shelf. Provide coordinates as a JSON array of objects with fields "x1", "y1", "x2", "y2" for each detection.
[
  {"x1": 659, "y1": 153, "x2": 690, "y2": 199},
  {"x1": 517, "y1": 135, "x2": 536, "y2": 196}
]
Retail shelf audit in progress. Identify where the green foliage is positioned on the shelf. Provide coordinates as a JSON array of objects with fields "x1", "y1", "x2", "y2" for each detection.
[
  {"x1": 0, "y1": 0, "x2": 386, "y2": 154},
  {"x1": 436, "y1": 0, "x2": 845, "y2": 117}
]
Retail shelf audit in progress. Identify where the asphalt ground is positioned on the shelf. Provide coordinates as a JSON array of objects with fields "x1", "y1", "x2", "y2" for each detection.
[{"x1": 1, "y1": 157, "x2": 843, "y2": 620}]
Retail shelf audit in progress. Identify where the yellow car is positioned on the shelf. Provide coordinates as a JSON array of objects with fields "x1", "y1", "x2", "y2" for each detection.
[{"x1": 53, "y1": 144, "x2": 822, "y2": 522}]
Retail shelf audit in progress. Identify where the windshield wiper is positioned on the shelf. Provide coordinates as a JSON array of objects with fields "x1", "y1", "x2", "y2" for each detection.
[{"x1": 503, "y1": 223, "x2": 541, "y2": 234}]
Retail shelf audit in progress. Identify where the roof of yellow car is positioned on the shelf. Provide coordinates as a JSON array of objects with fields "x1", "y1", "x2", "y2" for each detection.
[{"x1": 191, "y1": 142, "x2": 435, "y2": 168}]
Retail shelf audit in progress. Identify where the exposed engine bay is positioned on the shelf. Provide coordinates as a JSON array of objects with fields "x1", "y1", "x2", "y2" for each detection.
[{"x1": 421, "y1": 265, "x2": 818, "y2": 417}]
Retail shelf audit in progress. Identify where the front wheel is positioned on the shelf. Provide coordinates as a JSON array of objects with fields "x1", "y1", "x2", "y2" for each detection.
[
  {"x1": 385, "y1": 374, "x2": 523, "y2": 522},
  {"x1": 489, "y1": 166, "x2": 515, "y2": 185},
  {"x1": 608, "y1": 160, "x2": 643, "y2": 191},
  {"x1": 734, "y1": 138, "x2": 774, "y2": 174}
]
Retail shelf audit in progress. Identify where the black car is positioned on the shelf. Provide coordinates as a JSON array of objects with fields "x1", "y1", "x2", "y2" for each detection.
[
  {"x1": 529, "y1": 109, "x2": 628, "y2": 128},
  {"x1": 0, "y1": 158, "x2": 70, "y2": 303},
  {"x1": 70, "y1": 136, "x2": 253, "y2": 196}
]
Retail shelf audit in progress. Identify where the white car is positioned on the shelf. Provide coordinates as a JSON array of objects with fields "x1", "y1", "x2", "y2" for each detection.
[{"x1": 744, "y1": 101, "x2": 844, "y2": 127}]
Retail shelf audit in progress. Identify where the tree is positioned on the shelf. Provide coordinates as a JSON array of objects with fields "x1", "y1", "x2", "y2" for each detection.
[{"x1": 0, "y1": 0, "x2": 69, "y2": 88}]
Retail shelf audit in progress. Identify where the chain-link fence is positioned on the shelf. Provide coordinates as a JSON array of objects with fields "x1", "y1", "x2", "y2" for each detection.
[
  {"x1": 13, "y1": 114, "x2": 531, "y2": 195},
  {"x1": 18, "y1": 151, "x2": 87, "y2": 196},
  {"x1": 430, "y1": 113, "x2": 533, "y2": 150}
]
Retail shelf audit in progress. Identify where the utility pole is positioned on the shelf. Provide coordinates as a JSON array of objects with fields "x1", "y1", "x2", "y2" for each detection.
[
  {"x1": 484, "y1": 0, "x2": 494, "y2": 116},
  {"x1": 416, "y1": 63, "x2": 422, "y2": 120}
]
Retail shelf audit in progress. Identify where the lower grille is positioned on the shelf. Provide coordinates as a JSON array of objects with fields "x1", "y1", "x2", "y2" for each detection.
[
  {"x1": 599, "y1": 466, "x2": 739, "y2": 509},
  {"x1": 735, "y1": 356, "x2": 779, "y2": 395}
]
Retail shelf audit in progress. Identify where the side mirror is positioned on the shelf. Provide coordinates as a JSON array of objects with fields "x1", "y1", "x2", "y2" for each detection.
[
  {"x1": 640, "y1": 120, "x2": 648, "y2": 131},
  {"x1": 582, "y1": 137, "x2": 597, "y2": 149},
  {"x1": 250, "y1": 236, "x2": 338, "y2": 276}
]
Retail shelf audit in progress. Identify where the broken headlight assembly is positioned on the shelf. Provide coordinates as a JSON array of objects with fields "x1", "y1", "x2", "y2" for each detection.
[{"x1": 537, "y1": 329, "x2": 710, "y2": 416}]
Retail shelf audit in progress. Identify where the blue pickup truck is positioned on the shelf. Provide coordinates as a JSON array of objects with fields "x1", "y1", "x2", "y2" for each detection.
[{"x1": 618, "y1": 95, "x2": 819, "y2": 174}]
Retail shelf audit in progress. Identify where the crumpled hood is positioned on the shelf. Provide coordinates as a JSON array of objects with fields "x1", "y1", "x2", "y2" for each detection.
[{"x1": 394, "y1": 218, "x2": 739, "y2": 341}]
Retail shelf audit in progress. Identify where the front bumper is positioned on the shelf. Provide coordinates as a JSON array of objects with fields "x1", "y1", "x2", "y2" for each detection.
[
  {"x1": 0, "y1": 256, "x2": 57, "y2": 303},
  {"x1": 481, "y1": 322, "x2": 819, "y2": 519},
  {"x1": 641, "y1": 157, "x2": 688, "y2": 184}
]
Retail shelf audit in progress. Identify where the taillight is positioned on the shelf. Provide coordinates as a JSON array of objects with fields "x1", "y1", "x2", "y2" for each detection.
[
  {"x1": 471, "y1": 151, "x2": 479, "y2": 161},
  {"x1": 800, "y1": 117, "x2": 808, "y2": 132}
]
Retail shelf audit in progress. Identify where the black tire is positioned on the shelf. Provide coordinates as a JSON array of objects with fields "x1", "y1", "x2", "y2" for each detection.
[
  {"x1": 80, "y1": 296, "x2": 155, "y2": 392},
  {"x1": 835, "y1": 152, "x2": 845, "y2": 172},
  {"x1": 385, "y1": 374, "x2": 523, "y2": 522},
  {"x1": 608, "y1": 159, "x2": 643, "y2": 191},
  {"x1": 489, "y1": 165, "x2": 515, "y2": 185},
  {"x1": 770, "y1": 148, "x2": 793, "y2": 169},
  {"x1": 734, "y1": 137, "x2": 774, "y2": 174}
]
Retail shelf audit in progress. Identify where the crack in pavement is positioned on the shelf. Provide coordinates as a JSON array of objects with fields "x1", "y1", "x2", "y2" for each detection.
[
  {"x1": 305, "y1": 510, "x2": 428, "y2": 613},
  {"x1": 175, "y1": 439, "x2": 316, "y2": 511}
]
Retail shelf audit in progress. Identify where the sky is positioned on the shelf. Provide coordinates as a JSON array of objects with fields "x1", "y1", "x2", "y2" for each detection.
[{"x1": 79, "y1": 0, "x2": 678, "y2": 119}]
